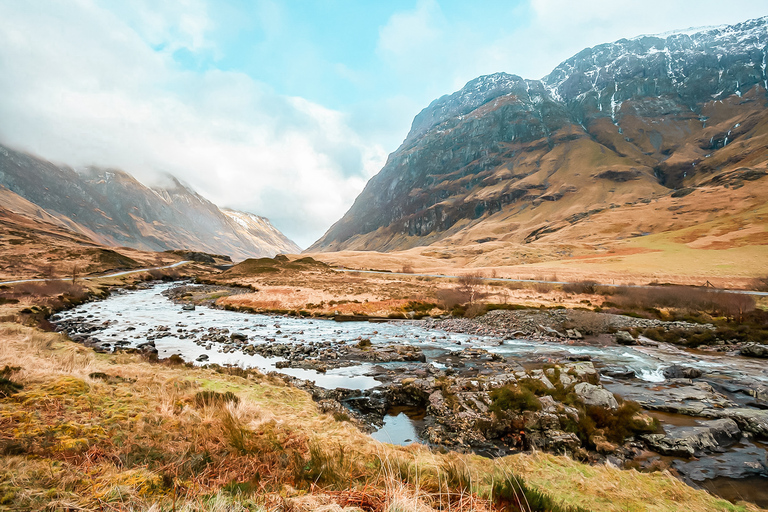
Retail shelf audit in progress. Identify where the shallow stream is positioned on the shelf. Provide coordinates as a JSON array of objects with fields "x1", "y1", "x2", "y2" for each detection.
[{"x1": 53, "y1": 283, "x2": 768, "y2": 507}]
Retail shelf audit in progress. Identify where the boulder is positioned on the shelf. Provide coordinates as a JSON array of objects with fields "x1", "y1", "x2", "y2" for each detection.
[
  {"x1": 559, "y1": 372, "x2": 576, "y2": 387},
  {"x1": 614, "y1": 331, "x2": 637, "y2": 345},
  {"x1": 601, "y1": 367, "x2": 636, "y2": 379},
  {"x1": 535, "y1": 430, "x2": 581, "y2": 452},
  {"x1": 566, "y1": 329, "x2": 583, "y2": 340},
  {"x1": 740, "y1": 343, "x2": 768, "y2": 358},
  {"x1": 574, "y1": 382, "x2": 618, "y2": 409},
  {"x1": 663, "y1": 365, "x2": 702, "y2": 379},
  {"x1": 642, "y1": 418, "x2": 741, "y2": 458},
  {"x1": 722, "y1": 408, "x2": 768, "y2": 439},
  {"x1": 563, "y1": 361, "x2": 599, "y2": 384}
]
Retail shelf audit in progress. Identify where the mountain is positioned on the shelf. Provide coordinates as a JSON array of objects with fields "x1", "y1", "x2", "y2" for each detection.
[
  {"x1": 221, "y1": 209, "x2": 301, "y2": 256},
  {"x1": 0, "y1": 144, "x2": 300, "y2": 260},
  {"x1": 309, "y1": 17, "x2": 768, "y2": 255}
]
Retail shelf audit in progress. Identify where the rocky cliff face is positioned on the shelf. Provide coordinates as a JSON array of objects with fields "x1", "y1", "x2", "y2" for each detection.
[
  {"x1": 309, "y1": 17, "x2": 768, "y2": 253},
  {"x1": 0, "y1": 144, "x2": 299, "y2": 260}
]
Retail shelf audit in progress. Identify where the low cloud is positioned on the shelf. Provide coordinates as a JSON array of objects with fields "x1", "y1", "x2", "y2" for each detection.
[{"x1": 0, "y1": 1, "x2": 384, "y2": 249}]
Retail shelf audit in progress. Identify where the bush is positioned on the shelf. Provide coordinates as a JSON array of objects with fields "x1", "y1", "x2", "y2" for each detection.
[
  {"x1": 606, "y1": 285, "x2": 755, "y2": 321},
  {"x1": 490, "y1": 385, "x2": 542, "y2": 414},
  {"x1": 436, "y1": 288, "x2": 470, "y2": 310},
  {"x1": 562, "y1": 280, "x2": 598, "y2": 295},
  {"x1": 585, "y1": 401, "x2": 658, "y2": 444},
  {"x1": 464, "y1": 303, "x2": 487, "y2": 318},
  {"x1": 563, "y1": 309, "x2": 608, "y2": 335},
  {"x1": 752, "y1": 276, "x2": 768, "y2": 292},
  {"x1": 457, "y1": 272, "x2": 485, "y2": 303},
  {"x1": 562, "y1": 400, "x2": 658, "y2": 445}
]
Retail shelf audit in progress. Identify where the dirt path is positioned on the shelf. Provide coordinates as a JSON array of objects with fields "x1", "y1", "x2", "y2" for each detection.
[{"x1": 0, "y1": 260, "x2": 191, "y2": 285}]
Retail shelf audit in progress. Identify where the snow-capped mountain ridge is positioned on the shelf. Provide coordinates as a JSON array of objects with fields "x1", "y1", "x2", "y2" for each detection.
[
  {"x1": 543, "y1": 15, "x2": 768, "y2": 109},
  {"x1": 403, "y1": 16, "x2": 768, "y2": 148}
]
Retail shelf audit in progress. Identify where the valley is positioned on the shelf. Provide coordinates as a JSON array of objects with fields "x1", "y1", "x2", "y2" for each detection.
[{"x1": 2, "y1": 11, "x2": 768, "y2": 512}]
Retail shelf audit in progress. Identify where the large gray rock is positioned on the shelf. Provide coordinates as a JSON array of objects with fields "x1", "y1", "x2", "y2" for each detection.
[
  {"x1": 721, "y1": 408, "x2": 768, "y2": 439},
  {"x1": 614, "y1": 331, "x2": 636, "y2": 345},
  {"x1": 533, "y1": 430, "x2": 581, "y2": 452},
  {"x1": 574, "y1": 382, "x2": 618, "y2": 409},
  {"x1": 642, "y1": 419, "x2": 741, "y2": 458},
  {"x1": 563, "y1": 361, "x2": 599, "y2": 384},
  {"x1": 663, "y1": 365, "x2": 703, "y2": 379},
  {"x1": 740, "y1": 343, "x2": 768, "y2": 358}
]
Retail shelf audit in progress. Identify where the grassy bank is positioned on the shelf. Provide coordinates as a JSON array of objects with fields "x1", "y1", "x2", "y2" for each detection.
[{"x1": 0, "y1": 323, "x2": 760, "y2": 512}]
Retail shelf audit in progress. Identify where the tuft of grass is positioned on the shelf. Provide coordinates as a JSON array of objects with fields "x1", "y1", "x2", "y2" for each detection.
[
  {"x1": 491, "y1": 470, "x2": 591, "y2": 512},
  {"x1": 0, "y1": 365, "x2": 22, "y2": 398},
  {"x1": 194, "y1": 390, "x2": 240, "y2": 408}
]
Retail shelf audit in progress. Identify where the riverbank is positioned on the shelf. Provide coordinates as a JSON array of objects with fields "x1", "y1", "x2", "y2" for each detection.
[
  {"x1": 1, "y1": 320, "x2": 761, "y2": 512},
  {"x1": 47, "y1": 282, "x2": 768, "y2": 509}
]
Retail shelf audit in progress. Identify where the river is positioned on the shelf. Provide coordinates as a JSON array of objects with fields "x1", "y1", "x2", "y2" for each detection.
[{"x1": 52, "y1": 282, "x2": 768, "y2": 508}]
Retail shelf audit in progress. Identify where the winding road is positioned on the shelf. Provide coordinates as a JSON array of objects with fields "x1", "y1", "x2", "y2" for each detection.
[
  {"x1": 335, "y1": 268, "x2": 768, "y2": 297},
  {"x1": 0, "y1": 260, "x2": 191, "y2": 286}
]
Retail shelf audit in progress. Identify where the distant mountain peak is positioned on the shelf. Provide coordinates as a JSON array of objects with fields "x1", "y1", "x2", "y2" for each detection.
[{"x1": 404, "y1": 72, "x2": 547, "y2": 146}]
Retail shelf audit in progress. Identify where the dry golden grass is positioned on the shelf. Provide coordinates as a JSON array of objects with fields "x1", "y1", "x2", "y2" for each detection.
[{"x1": 0, "y1": 323, "x2": 763, "y2": 512}]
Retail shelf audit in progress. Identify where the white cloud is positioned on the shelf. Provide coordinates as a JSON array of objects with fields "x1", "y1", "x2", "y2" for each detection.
[
  {"x1": 0, "y1": 1, "x2": 385, "y2": 249},
  {"x1": 1, "y1": 0, "x2": 767, "y2": 250}
]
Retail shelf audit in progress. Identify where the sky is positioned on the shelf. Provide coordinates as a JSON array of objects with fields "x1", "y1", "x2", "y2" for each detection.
[{"x1": 1, "y1": 1, "x2": 768, "y2": 248}]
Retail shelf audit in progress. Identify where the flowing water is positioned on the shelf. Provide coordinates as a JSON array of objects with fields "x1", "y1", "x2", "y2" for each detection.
[
  {"x1": 53, "y1": 282, "x2": 768, "y2": 506},
  {"x1": 55, "y1": 283, "x2": 768, "y2": 387}
]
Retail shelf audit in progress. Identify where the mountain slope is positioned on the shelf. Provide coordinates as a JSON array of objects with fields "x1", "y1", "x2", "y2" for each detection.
[
  {"x1": 309, "y1": 17, "x2": 768, "y2": 254},
  {"x1": 221, "y1": 209, "x2": 301, "y2": 255},
  {"x1": 0, "y1": 144, "x2": 299, "y2": 260}
]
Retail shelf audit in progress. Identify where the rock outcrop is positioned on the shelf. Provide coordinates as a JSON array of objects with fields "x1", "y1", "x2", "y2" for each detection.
[{"x1": 642, "y1": 419, "x2": 741, "y2": 457}]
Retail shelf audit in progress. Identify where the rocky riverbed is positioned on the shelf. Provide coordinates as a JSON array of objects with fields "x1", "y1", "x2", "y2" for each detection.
[{"x1": 51, "y1": 282, "x2": 768, "y2": 507}]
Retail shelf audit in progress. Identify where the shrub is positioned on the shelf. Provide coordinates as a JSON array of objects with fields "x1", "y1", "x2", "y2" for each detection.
[
  {"x1": 752, "y1": 276, "x2": 768, "y2": 292},
  {"x1": 464, "y1": 303, "x2": 487, "y2": 318},
  {"x1": 586, "y1": 401, "x2": 658, "y2": 444},
  {"x1": 563, "y1": 400, "x2": 658, "y2": 445},
  {"x1": 165, "y1": 354, "x2": 186, "y2": 366},
  {"x1": 563, "y1": 310, "x2": 608, "y2": 335},
  {"x1": 606, "y1": 285, "x2": 755, "y2": 320},
  {"x1": 436, "y1": 288, "x2": 469, "y2": 309},
  {"x1": 457, "y1": 272, "x2": 486, "y2": 303},
  {"x1": 562, "y1": 280, "x2": 598, "y2": 295},
  {"x1": 489, "y1": 385, "x2": 542, "y2": 414}
]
